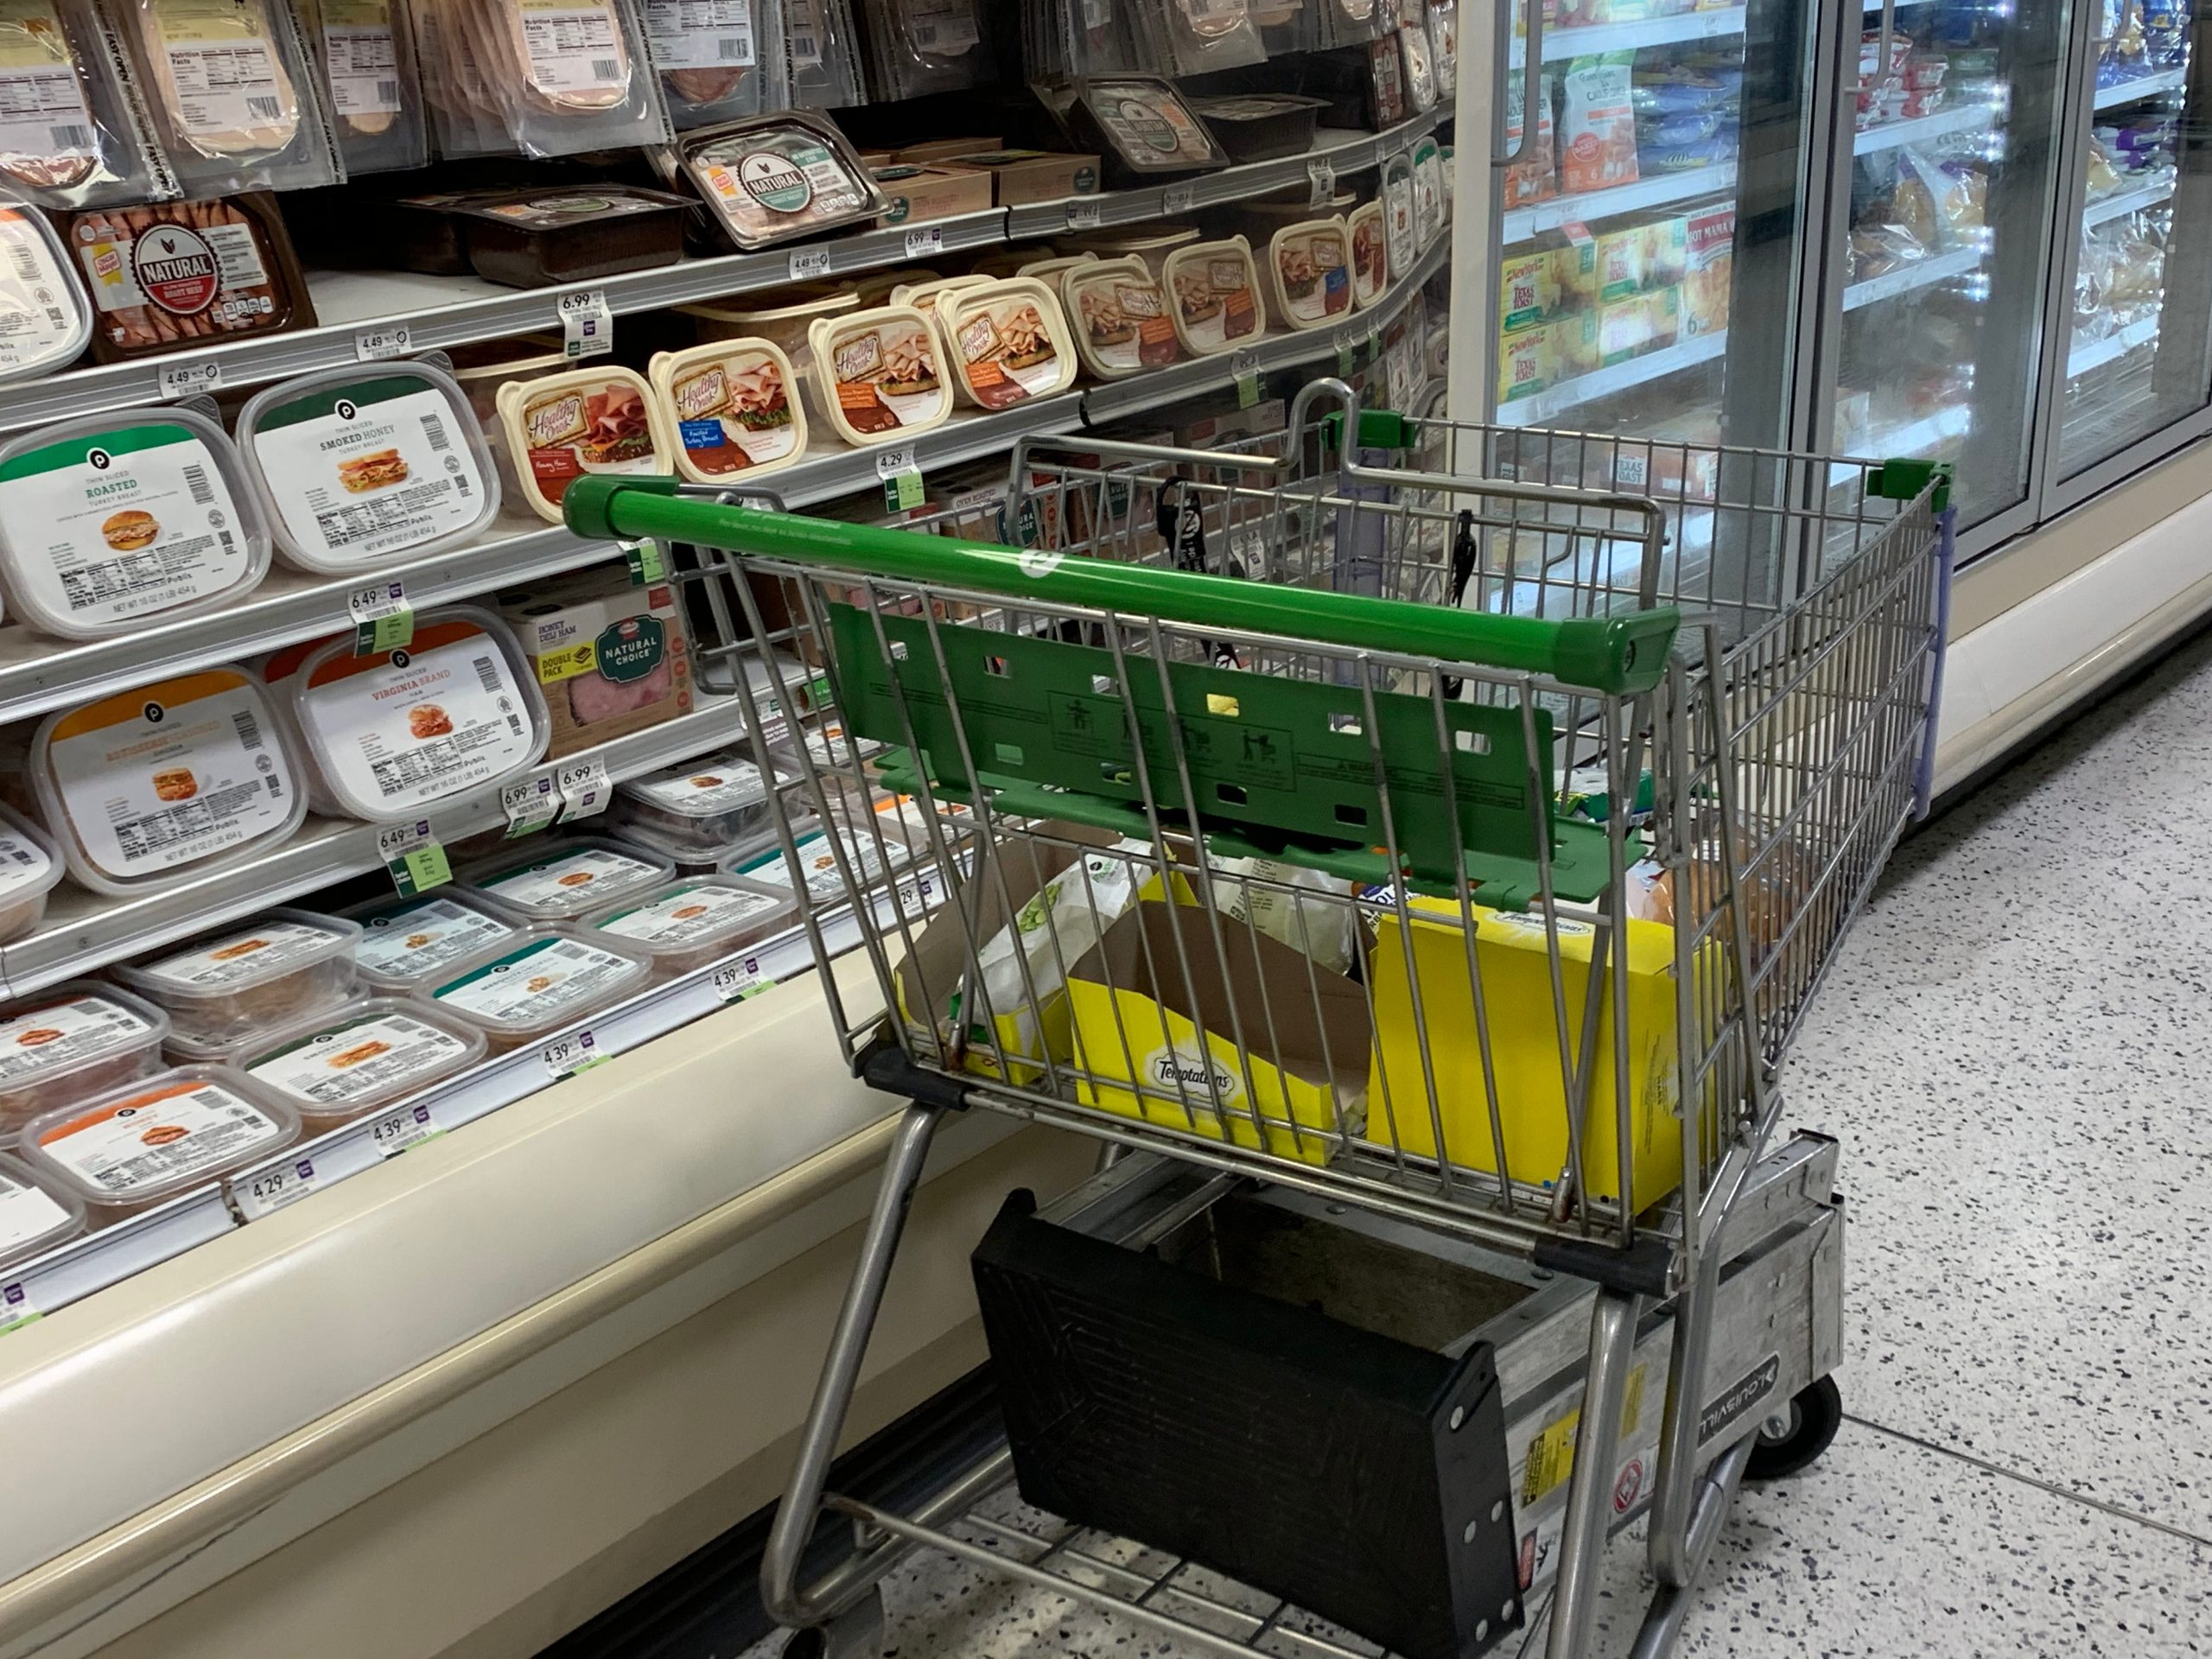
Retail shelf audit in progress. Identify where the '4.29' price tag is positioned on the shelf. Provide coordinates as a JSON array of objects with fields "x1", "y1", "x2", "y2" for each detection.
[
  {"x1": 349, "y1": 579, "x2": 413, "y2": 655},
  {"x1": 234, "y1": 1156, "x2": 320, "y2": 1221},
  {"x1": 711, "y1": 957, "x2": 774, "y2": 1002},
  {"x1": 876, "y1": 445, "x2": 925, "y2": 512}
]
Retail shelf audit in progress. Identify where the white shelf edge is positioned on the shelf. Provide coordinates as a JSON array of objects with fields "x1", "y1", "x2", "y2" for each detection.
[
  {"x1": 1852, "y1": 103, "x2": 1990, "y2": 156},
  {"x1": 1840, "y1": 245, "x2": 1985, "y2": 311},
  {"x1": 1496, "y1": 329, "x2": 1729, "y2": 429},
  {"x1": 1503, "y1": 164, "x2": 1738, "y2": 244},
  {"x1": 1508, "y1": 5, "x2": 1745, "y2": 61},
  {"x1": 2093, "y1": 67, "x2": 2186, "y2": 109},
  {"x1": 2082, "y1": 176, "x2": 2176, "y2": 229},
  {"x1": 2067, "y1": 314, "x2": 2161, "y2": 378}
]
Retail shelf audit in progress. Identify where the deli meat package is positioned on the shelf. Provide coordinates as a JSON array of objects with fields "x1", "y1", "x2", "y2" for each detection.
[
  {"x1": 64, "y1": 194, "x2": 317, "y2": 362},
  {"x1": 447, "y1": 0, "x2": 670, "y2": 158},
  {"x1": 499, "y1": 566, "x2": 693, "y2": 759},
  {"x1": 0, "y1": 0, "x2": 169, "y2": 207},
  {"x1": 117, "y1": 0, "x2": 340, "y2": 194},
  {"x1": 301, "y1": 0, "x2": 431, "y2": 173},
  {"x1": 497, "y1": 365, "x2": 671, "y2": 523}
]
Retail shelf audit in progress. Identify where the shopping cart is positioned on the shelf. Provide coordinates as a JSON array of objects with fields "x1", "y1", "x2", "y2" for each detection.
[{"x1": 563, "y1": 379, "x2": 1953, "y2": 1659}]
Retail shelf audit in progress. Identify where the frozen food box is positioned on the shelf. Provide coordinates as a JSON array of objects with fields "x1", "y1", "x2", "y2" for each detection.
[
  {"x1": 1262, "y1": 219, "x2": 1353, "y2": 331},
  {"x1": 498, "y1": 366, "x2": 672, "y2": 524},
  {"x1": 671, "y1": 110, "x2": 887, "y2": 251},
  {"x1": 499, "y1": 569, "x2": 691, "y2": 760},
  {"x1": 0, "y1": 802, "x2": 62, "y2": 944},
  {"x1": 805, "y1": 304, "x2": 952, "y2": 445},
  {"x1": 0, "y1": 982, "x2": 168, "y2": 1128},
  {"x1": 17, "y1": 1065, "x2": 300, "y2": 1217},
  {"x1": 0, "y1": 1151, "x2": 85, "y2": 1269},
  {"x1": 0, "y1": 405, "x2": 271, "y2": 639},
  {"x1": 425, "y1": 925, "x2": 652, "y2": 1051},
  {"x1": 461, "y1": 835, "x2": 677, "y2": 923},
  {"x1": 65, "y1": 193, "x2": 316, "y2": 363},
  {"x1": 1682, "y1": 204, "x2": 1734, "y2": 336},
  {"x1": 113, "y1": 910, "x2": 362, "y2": 1044},
  {"x1": 582, "y1": 875, "x2": 795, "y2": 979},
  {"x1": 1593, "y1": 284, "x2": 1679, "y2": 365},
  {"x1": 0, "y1": 204, "x2": 90, "y2": 385},
  {"x1": 30, "y1": 668, "x2": 308, "y2": 896},
  {"x1": 1499, "y1": 245, "x2": 1561, "y2": 333},
  {"x1": 276, "y1": 607, "x2": 550, "y2": 819},
  {"x1": 1347, "y1": 200, "x2": 1389, "y2": 307},
  {"x1": 1063, "y1": 257, "x2": 1182, "y2": 378},
  {"x1": 935, "y1": 277, "x2": 1077, "y2": 410},
  {"x1": 238, "y1": 361, "x2": 501, "y2": 573},
  {"x1": 1498, "y1": 315, "x2": 1564, "y2": 404},
  {"x1": 235, "y1": 995, "x2": 486, "y2": 1128},
  {"x1": 649, "y1": 338, "x2": 806, "y2": 484},
  {"x1": 345, "y1": 888, "x2": 524, "y2": 995},
  {"x1": 1161, "y1": 237, "x2": 1262, "y2": 356},
  {"x1": 610, "y1": 750, "x2": 784, "y2": 860}
]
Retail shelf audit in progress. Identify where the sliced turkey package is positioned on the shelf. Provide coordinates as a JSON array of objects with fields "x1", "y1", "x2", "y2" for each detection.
[{"x1": 119, "y1": 0, "x2": 339, "y2": 194}]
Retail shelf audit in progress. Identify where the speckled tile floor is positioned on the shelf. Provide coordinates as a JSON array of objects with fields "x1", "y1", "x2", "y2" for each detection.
[{"x1": 746, "y1": 636, "x2": 2212, "y2": 1658}]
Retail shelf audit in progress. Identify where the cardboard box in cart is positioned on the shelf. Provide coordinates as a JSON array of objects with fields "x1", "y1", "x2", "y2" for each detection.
[
  {"x1": 1065, "y1": 900, "x2": 1371, "y2": 1167},
  {"x1": 1364, "y1": 899, "x2": 1696, "y2": 1213}
]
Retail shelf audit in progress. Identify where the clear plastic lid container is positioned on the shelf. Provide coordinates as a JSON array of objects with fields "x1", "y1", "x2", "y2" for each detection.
[
  {"x1": 806, "y1": 305, "x2": 953, "y2": 446},
  {"x1": 1017, "y1": 253, "x2": 1098, "y2": 284},
  {"x1": 0, "y1": 203, "x2": 92, "y2": 386},
  {"x1": 425, "y1": 925, "x2": 653, "y2": 1050},
  {"x1": 461, "y1": 836, "x2": 677, "y2": 923},
  {"x1": 0, "y1": 801, "x2": 64, "y2": 945},
  {"x1": 233, "y1": 995, "x2": 486, "y2": 1128},
  {"x1": 1262, "y1": 218, "x2": 1355, "y2": 331},
  {"x1": 611, "y1": 751, "x2": 785, "y2": 859},
  {"x1": 935, "y1": 278, "x2": 1078, "y2": 411},
  {"x1": 16, "y1": 1065, "x2": 302, "y2": 1217},
  {"x1": 0, "y1": 405, "x2": 272, "y2": 639},
  {"x1": 582, "y1": 875, "x2": 795, "y2": 978},
  {"x1": 162, "y1": 986, "x2": 367, "y2": 1065},
  {"x1": 1163, "y1": 237, "x2": 1264, "y2": 357},
  {"x1": 679, "y1": 283, "x2": 857, "y2": 379},
  {"x1": 237, "y1": 360, "x2": 503, "y2": 573},
  {"x1": 30, "y1": 667, "x2": 310, "y2": 896},
  {"x1": 722, "y1": 814, "x2": 916, "y2": 905},
  {"x1": 343, "y1": 888, "x2": 525, "y2": 994},
  {"x1": 112, "y1": 909, "x2": 362, "y2": 1046},
  {"x1": 0, "y1": 1150, "x2": 86, "y2": 1268},
  {"x1": 1347, "y1": 200, "x2": 1389, "y2": 308},
  {"x1": 0, "y1": 982, "x2": 169, "y2": 1128},
  {"x1": 280, "y1": 607, "x2": 550, "y2": 823},
  {"x1": 1382, "y1": 154, "x2": 1417, "y2": 279},
  {"x1": 1064, "y1": 257, "x2": 1183, "y2": 379},
  {"x1": 648, "y1": 339, "x2": 808, "y2": 486},
  {"x1": 887, "y1": 273, "x2": 991, "y2": 311},
  {"x1": 497, "y1": 366, "x2": 673, "y2": 525}
]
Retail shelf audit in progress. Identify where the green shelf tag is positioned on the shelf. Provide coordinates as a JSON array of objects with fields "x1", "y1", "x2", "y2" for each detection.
[
  {"x1": 1236, "y1": 372, "x2": 1260, "y2": 410},
  {"x1": 355, "y1": 608, "x2": 414, "y2": 656},
  {"x1": 624, "y1": 539, "x2": 667, "y2": 584},
  {"x1": 882, "y1": 469, "x2": 925, "y2": 512},
  {"x1": 386, "y1": 841, "x2": 452, "y2": 897}
]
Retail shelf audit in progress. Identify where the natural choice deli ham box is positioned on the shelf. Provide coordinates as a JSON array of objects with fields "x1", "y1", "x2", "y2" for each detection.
[{"x1": 499, "y1": 568, "x2": 692, "y2": 758}]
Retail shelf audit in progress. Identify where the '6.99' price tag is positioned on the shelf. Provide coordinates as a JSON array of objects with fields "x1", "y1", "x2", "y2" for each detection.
[
  {"x1": 502, "y1": 770, "x2": 560, "y2": 837},
  {"x1": 559, "y1": 288, "x2": 612, "y2": 359},
  {"x1": 556, "y1": 756, "x2": 612, "y2": 823}
]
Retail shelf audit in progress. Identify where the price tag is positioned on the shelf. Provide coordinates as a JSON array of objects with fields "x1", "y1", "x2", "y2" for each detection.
[
  {"x1": 158, "y1": 359, "x2": 221, "y2": 399},
  {"x1": 1561, "y1": 219, "x2": 1593, "y2": 247},
  {"x1": 369, "y1": 1101, "x2": 439, "y2": 1156},
  {"x1": 623, "y1": 539, "x2": 667, "y2": 584},
  {"x1": 789, "y1": 246, "x2": 834, "y2": 281},
  {"x1": 559, "y1": 288, "x2": 612, "y2": 359},
  {"x1": 875, "y1": 445, "x2": 925, "y2": 512},
  {"x1": 348, "y1": 578, "x2": 413, "y2": 654},
  {"x1": 1065, "y1": 199, "x2": 1102, "y2": 231},
  {"x1": 543, "y1": 1029, "x2": 610, "y2": 1079},
  {"x1": 1307, "y1": 156, "x2": 1337, "y2": 209},
  {"x1": 903, "y1": 225, "x2": 944, "y2": 258},
  {"x1": 378, "y1": 820, "x2": 452, "y2": 896},
  {"x1": 0, "y1": 1281, "x2": 36, "y2": 1336},
  {"x1": 1334, "y1": 327, "x2": 1360, "y2": 377},
  {"x1": 556, "y1": 755, "x2": 613, "y2": 822},
  {"x1": 1230, "y1": 349, "x2": 1262, "y2": 410},
  {"x1": 502, "y1": 769, "x2": 560, "y2": 837},
  {"x1": 235, "y1": 1156, "x2": 320, "y2": 1221},
  {"x1": 1162, "y1": 181, "x2": 1196, "y2": 214},
  {"x1": 711, "y1": 956, "x2": 775, "y2": 1002},
  {"x1": 353, "y1": 322, "x2": 414, "y2": 362}
]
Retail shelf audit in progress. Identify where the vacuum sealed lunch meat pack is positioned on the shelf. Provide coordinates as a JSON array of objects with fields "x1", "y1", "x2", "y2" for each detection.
[
  {"x1": 610, "y1": 750, "x2": 780, "y2": 859},
  {"x1": 113, "y1": 909, "x2": 361, "y2": 1042},
  {"x1": 304, "y1": 0, "x2": 429, "y2": 172},
  {"x1": 238, "y1": 362, "x2": 501, "y2": 571},
  {"x1": 1066, "y1": 78, "x2": 1230, "y2": 180},
  {"x1": 425, "y1": 923, "x2": 652, "y2": 1048},
  {"x1": 461, "y1": 834, "x2": 675, "y2": 921},
  {"x1": 16, "y1": 1064, "x2": 300, "y2": 1216},
  {"x1": 236, "y1": 995, "x2": 485, "y2": 1125},
  {"x1": 457, "y1": 0, "x2": 670, "y2": 158},
  {"x1": 0, "y1": 982, "x2": 168, "y2": 1126},
  {"x1": 65, "y1": 194, "x2": 318, "y2": 362},
  {"x1": 346, "y1": 888, "x2": 522, "y2": 992},
  {"x1": 498, "y1": 568, "x2": 691, "y2": 758},
  {"x1": 643, "y1": 0, "x2": 767, "y2": 126},
  {"x1": 0, "y1": 202, "x2": 91, "y2": 383},
  {"x1": 29, "y1": 669, "x2": 308, "y2": 895},
  {"x1": 498, "y1": 366, "x2": 672, "y2": 524},
  {"x1": 648, "y1": 338, "x2": 806, "y2": 482},
  {"x1": 118, "y1": 0, "x2": 340, "y2": 194},
  {"x1": 668, "y1": 111, "x2": 886, "y2": 252},
  {"x1": 0, "y1": 0, "x2": 168, "y2": 208}
]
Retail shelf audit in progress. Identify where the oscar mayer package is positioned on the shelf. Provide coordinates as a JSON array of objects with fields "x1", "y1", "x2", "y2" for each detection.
[
  {"x1": 118, "y1": 0, "x2": 338, "y2": 194},
  {"x1": 0, "y1": 0, "x2": 168, "y2": 208},
  {"x1": 582, "y1": 874, "x2": 792, "y2": 977},
  {"x1": 497, "y1": 365, "x2": 671, "y2": 524},
  {"x1": 1347, "y1": 200, "x2": 1388, "y2": 307},
  {"x1": 66, "y1": 194, "x2": 319, "y2": 362},
  {"x1": 1682, "y1": 203, "x2": 1733, "y2": 336},
  {"x1": 1063, "y1": 256, "x2": 1180, "y2": 378},
  {"x1": 236, "y1": 995, "x2": 485, "y2": 1127},
  {"x1": 648, "y1": 338, "x2": 805, "y2": 482},
  {"x1": 0, "y1": 982, "x2": 168, "y2": 1126},
  {"x1": 806, "y1": 304, "x2": 950, "y2": 444},
  {"x1": 274, "y1": 607, "x2": 550, "y2": 820},
  {"x1": 0, "y1": 201, "x2": 90, "y2": 382},
  {"x1": 669, "y1": 110, "x2": 885, "y2": 252},
  {"x1": 0, "y1": 1151, "x2": 83, "y2": 1268},
  {"x1": 0, "y1": 801, "x2": 60, "y2": 944},
  {"x1": 498, "y1": 566, "x2": 691, "y2": 758},
  {"x1": 307, "y1": 0, "x2": 429, "y2": 172},
  {"x1": 238, "y1": 361, "x2": 501, "y2": 572},
  {"x1": 16, "y1": 1064, "x2": 300, "y2": 1217},
  {"x1": 345, "y1": 887, "x2": 521, "y2": 992},
  {"x1": 1161, "y1": 237, "x2": 1262, "y2": 356},
  {"x1": 461, "y1": 833, "x2": 675, "y2": 921},
  {"x1": 29, "y1": 668, "x2": 308, "y2": 896},
  {"x1": 1560, "y1": 53, "x2": 1637, "y2": 194},
  {"x1": 112, "y1": 909, "x2": 362, "y2": 1042},
  {"x1": 0, "y1": 407, "x2": 271, "y2": 639},
  {"x1": 1262, "y1": 218, "x2": 1352, "y2": 330},
  {"x1": 935, "y1": 277, "x2": 1077, "y2": 410},
  {"x1": 425, "y1": 923, "x2": 652, "y2": 1050}
]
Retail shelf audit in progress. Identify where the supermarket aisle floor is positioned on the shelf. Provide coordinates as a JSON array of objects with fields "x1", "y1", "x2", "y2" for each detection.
[{"x1": 746, "y1": 633, "x2": 2212, "y2": 1658}]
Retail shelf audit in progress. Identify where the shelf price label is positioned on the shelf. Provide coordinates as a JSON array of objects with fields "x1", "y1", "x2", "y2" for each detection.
[
  {"x1": 543, "y1": 1029, "x2": 610, "y2": 1080},
  {"x1": 349, "y1": 578, "x2": 413, "y2": 654},
  {"x1": 710, "y1": 955, "x2": 774, "y2": 1003},
  {"x1": 158, "y1": 359, "x2": 221, "y2": 399},
  {"x1": 0, "y1": 1281, "x2": 36, "y2": 1337},
  {"x1": 622, "y1": 538, "x2": 667, "y2": 585},
  {"x1": 502, "y1": 769, "x2": 561, "y2": 837},
  {"x1": 556, "y1": 756, "x2": 612, "y2": 823},
  {"x1": 235, "y1": 1156, "x2": 320, "y2": 1221},
  {"x1": 788, "y1": 246, "x2": 834, "y2": 281},
  {"x1": 1307, "y1": 156, "x2": 1336, "y2": 209},
  {"x1": 1230, "y1": 350, "x2": 1262, "y2": 410},
  {"x1": 1161, "y1": 181, "x2": 1196, "y2": 215},
  {"x1": 559, "y1": 288, "x2": 612, "y2": 359},
  {"x1": 369, "y1": 1102, "x2": 440, "y2": 1157},
  {"x1": 1333, "y1": 327, "x2": 1360, "y2": 377},
  {"x1": 875, "y1": 445, "x2": 925, "y2": 512},
  {"x1": 903, "y1": 225, "x2": 944, "y2": 258},
  {"x1": 353, "y1": 322, "x2": 414, "y2": 362},
  {"x1": 1065, "y1": 199, "x2": 1102, "y2": 232},
  {"x1": 379, "y1": 819, "x2": 451, "y2": 896}
]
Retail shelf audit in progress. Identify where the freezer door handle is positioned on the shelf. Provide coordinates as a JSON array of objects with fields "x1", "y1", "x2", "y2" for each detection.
[{"x1": 1496, "y1": 0, "x2": 1544, "y2": 168}]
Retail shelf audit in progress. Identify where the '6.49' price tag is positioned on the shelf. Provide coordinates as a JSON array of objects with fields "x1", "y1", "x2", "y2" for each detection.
[
  {"x1": 378, "y1": 819, "x2": 451, "y2": 896},
  {"x1": 349, "y1": 579, "x2": 412, "y2": 654}
]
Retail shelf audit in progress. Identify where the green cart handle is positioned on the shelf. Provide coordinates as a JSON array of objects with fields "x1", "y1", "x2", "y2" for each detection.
[{"x1": 565, "y1": 475, "x2": 1680, "y2": 697}]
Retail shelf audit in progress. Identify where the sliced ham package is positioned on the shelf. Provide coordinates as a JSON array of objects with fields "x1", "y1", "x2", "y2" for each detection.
[
  {"x1": 0, "y1": 0, "x2": 172, "y2": 208},
  {"x1": 499, "y1": 566, "x2": 693, "y2": 759},
  {"x1": 117, "y1": 0, "x2": 340, "y2": 194}
]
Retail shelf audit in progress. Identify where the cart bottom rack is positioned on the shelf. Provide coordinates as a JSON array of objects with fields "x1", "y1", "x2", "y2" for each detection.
[{"x1": 772, "y1": 1133, "x2": 1843, "y2": 1659}]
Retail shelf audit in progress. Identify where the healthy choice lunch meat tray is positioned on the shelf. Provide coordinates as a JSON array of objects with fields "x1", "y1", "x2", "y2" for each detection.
[{"x1": 16, "y1": 1065, "x2": 301, "y2": 1217}]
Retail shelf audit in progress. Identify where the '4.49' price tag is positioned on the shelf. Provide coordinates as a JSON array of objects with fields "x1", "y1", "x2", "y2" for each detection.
[
  {"x1": 354, "y1": 322, "x2": 413, "y2": 362},
  {"x1": 349, "y1": 579, "x2": 413, "y2": 655},
  {"x1": 789, "y1": 247, "x2": 834, "y2": 281},
  {"x1": 158, "y1": 359, "x2": 221, "y2": 400}
]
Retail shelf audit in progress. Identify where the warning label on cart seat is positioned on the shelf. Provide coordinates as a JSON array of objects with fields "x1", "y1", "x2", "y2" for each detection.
[{"x1": 1699, "y1": 1353, "x2": 1781, "y2": 1443}]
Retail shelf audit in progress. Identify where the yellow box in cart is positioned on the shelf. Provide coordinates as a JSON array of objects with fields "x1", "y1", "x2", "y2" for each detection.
[{"x1": 1363, "y1": 898, "x2": 1700, "y2": 1213}]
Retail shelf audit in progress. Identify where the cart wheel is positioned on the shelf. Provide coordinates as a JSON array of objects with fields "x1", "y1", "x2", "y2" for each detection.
[
  {"x1": 782, "y1": 1586, "x2": 887, "y2": 1659},
  {"x1": 1745, "y1": 1376, "x2": 1842, "y2": 1480}
]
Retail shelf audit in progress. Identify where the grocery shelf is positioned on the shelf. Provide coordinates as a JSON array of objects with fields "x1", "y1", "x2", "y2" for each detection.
[
  {"x1": 1007, "y1": 108, "x2": 1446, "y2": 240},
  {"x1": 2082, "y1": 175, "x2": 2176, "y2": 229},
  {"x1": 1852, "y1": 103, "x2": 1992, "y2": 156},
  {"x1": 2067, "y1": 313, "x2": 2161, "y2": 378},
  {"x1": 1510, "y1": 4, "x2": 1746, "y2": 61},
  {"x1": 1857, "y1": 402, "x2": 1971, "y2": 461},
  {"x1": 1495, "y1": 329, "x2": 1730, "y2": 429},
  {"x1": 0, "y1": 695, "x2": 759, "y2": 1000},
  {"x1": 1840, "y1": 245, "x2": 1985, "y2": 311},
  {"x1": 2093, "y1": 67, "x2": 2187, "y2": 109},
  {"x1": 1502, "y1": 164, "x2": 1737, "y2": 243}
]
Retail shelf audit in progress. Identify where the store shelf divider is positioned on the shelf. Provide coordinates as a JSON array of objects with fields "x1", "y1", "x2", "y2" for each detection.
[{"x1": 1496, "y1": 328, "x2": 1729, "y2": 429}]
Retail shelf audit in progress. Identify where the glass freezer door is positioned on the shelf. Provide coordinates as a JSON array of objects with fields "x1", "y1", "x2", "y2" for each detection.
[{"x1": 1490, "y1": 0, "x2": 1818, "y2": 451}]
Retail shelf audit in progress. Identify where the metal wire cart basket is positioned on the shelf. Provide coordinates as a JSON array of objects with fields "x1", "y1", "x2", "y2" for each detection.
[{"x1": 563, "y1": 380, "x2": 1954, "y2": 1659}]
